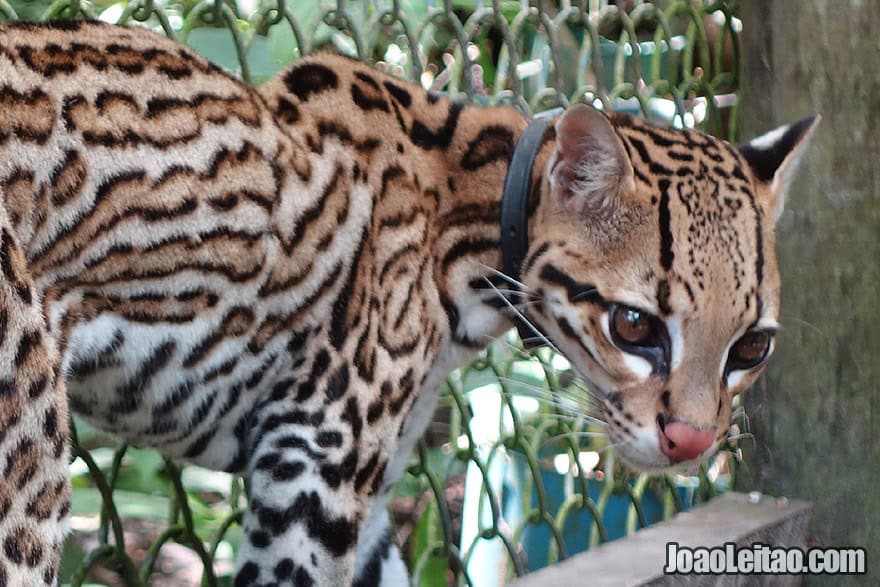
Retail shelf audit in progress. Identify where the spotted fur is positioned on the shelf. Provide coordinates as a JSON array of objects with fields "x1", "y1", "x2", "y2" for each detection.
[{"x1": 0, "y1": 20, "x2": 816, "y2": 585}]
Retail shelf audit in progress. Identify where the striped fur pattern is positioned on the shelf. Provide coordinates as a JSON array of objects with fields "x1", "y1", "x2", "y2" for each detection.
[{"x1": 0, "y1": 20, "x2": 815, "y2": 586}]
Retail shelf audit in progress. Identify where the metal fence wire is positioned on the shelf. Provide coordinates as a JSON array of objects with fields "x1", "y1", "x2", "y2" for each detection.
[{"x1": 0, "y1": 1, "x2": 745, "y2": 585}]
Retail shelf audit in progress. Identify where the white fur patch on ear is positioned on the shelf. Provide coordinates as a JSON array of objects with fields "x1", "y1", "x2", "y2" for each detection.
[
  {"x1": 551, "y1": 104, "x2": 635, "y2": 215},
  {"x1": 739, "y1": 115, "x2": 821, "y2": 223}
]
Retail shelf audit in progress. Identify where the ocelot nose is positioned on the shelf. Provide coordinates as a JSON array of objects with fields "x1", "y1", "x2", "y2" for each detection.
[{"x1": 657, "y1": 417, "x2": 716, "y2": 463}]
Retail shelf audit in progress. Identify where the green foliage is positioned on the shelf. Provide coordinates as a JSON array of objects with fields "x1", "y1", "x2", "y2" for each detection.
[
  {"x1": 411, "y1": 498, "x2": 448, "y2": 587},
  {"x1": 6, "y1": 0, "x2": 53, "y2": 20},
  {"x1": 65, "y1": 422, "x2": 244, "y2": 585}
]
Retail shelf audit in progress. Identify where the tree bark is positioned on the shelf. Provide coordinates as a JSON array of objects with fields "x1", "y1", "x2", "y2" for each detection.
[{"x1": 738, "y1": 0, "x2": 880, "y2": 580}]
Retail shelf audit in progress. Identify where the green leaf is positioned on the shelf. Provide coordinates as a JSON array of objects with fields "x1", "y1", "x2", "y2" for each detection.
[
  {"x1": 396, "y1": 0, "x2": 429, "y2": 26},
  {"x1": 72, "y1": 487, "x2": 170, "y2": 520},
  {"x1": 243, "y1": 35, "x2": 279, "y2": 83},
  {"x1": 185, "y1": 27, "x2": 244, "y2": 75},
  {"x1": 7, "y1": 0, "x2": 52, "y2": 20},
  {"x1": 266, "y1": 21, "x2": 303, "y2": 69},
  {"x1": 185, "y1": 27, "x2": 287, "y2": 83},
  {"x1": 58, "y1": 533, "x2": 86, "y2": 584},
  {"x1": 181, "y1": 466, "x2": 236, "y2": 496},
  {"x1": 410, "y1": 498, "x2": 448, "y2": 587},
  {"x1": 112, "y1": 447, "x2": 168, "y2": 495}
]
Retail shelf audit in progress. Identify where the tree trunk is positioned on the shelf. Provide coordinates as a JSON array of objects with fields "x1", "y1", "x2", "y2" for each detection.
[{"x1": 738, "y1": 0, "x2": 880, "y2": 580}]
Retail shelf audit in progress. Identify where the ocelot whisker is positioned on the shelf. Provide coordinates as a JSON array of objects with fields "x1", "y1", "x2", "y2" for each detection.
[
  {"x1": 570, "y1": 288, "x2": 599, "y2": 301},
  {"x1": 524, "y1": 390, "x2": 605, "y2": 420},
  {"x1": 779, "y1": 315, "x2": 828, "y2": 339},
  {"x1": 489, "y1": 288, "x2": 532, "y2": 298},
  {"x1": 491, "y1": 389, "x2": 599, "y2": 422},
  {"x1": 566, "y1": 379, "x2": 616, "y2": 409},
  {"x1": 514, "y1": 299, "x2": 543, "y2": 309},
  {"x1": 477, "y1": 263, "x2": 535, "y2": 292},
  {"x1": 730, "y1": 406, "x2": 752, "y2": 433},
  {"x1": 482, "y1": 277, "x2": 563, "y2": 356},
  {"x1": 542, "y1": 431, "x2": 610, "y2": 447},
  {"x1": 483, "y1": 333, "x2": 534, "y2": 357},
  {"x1": 492, "y1": 375, "x2": 591, "y2": 405},
  {"x1": 535, "y1": 414, "x2": 608, "y2": 428}
]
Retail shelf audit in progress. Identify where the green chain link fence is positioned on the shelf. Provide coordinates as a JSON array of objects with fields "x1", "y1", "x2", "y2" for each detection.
[{"x1": 0, "y1": 1, "x2": 746, "y2": 585}]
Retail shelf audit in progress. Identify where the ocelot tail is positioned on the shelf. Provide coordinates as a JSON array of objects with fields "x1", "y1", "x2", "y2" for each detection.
[{"x1": 0, "y1": 20, "x2": 817, "y2": 586}]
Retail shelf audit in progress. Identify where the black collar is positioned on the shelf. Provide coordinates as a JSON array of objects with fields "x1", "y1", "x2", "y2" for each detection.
[
  {"x1": 499, "y1": 115, "x2": 551, "y2": 345},
  {"x1": 500, "y1": 115, "x2": 551, "y2": 280}
]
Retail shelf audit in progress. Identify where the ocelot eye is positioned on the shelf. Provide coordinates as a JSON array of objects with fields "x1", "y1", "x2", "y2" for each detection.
[
  {"x1": 729, "y1": 331, "x2": 773, "y2": 369},
  {"x1": 610, "y1": 305, "x2": 655, "y2": 346},
  {"x1": 607, "y1": 304, "x2": 669, "y2": 374}
]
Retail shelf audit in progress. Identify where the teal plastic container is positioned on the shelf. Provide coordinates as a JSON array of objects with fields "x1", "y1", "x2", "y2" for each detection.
[{"x1": 504, "y1": 451, "x2": 696, "y2": 572}]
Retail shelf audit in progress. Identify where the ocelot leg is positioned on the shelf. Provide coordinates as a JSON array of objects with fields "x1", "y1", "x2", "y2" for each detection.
[
  {"x1": 354, "y1": 501, "x2": 408, "y2": 587},
  {"x1": 0, "y1": 210, "x2": 70, "y2": 584},
  {"x1": 234, "y1": 368, "x2": 382, "y2": 586}
]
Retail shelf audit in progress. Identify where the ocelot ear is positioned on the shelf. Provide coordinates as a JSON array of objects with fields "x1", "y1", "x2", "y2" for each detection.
[
  {"x1": 550, "y1": 104, "x2": 635, "y2": 216},
  {"x1": 738, "y1": 115, "x2": 821, "y2": 223}
]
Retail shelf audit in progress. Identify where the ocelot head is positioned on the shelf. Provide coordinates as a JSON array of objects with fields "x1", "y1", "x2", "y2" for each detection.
[{"x1": 520, "y1": 105, "x2": 818, "y2": 472}]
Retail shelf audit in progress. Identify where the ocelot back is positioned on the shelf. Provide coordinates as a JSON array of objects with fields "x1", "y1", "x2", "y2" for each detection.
[{"x1": 0, "y1": 20, "x2": 816, "y2": 586}]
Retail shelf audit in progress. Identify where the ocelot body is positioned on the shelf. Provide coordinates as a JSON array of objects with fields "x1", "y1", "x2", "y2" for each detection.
[{"x1": 0, "y1": 20, "x2": 816, "y2": 586}]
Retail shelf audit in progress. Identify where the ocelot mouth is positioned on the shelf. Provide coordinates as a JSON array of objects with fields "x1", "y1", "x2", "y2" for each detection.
[
  {"x1": 591, "y1": 394, "x2": 722, "y2": 473},
  {"x1": 655, "y1": 414, "x2": 716, "y2": 463}
]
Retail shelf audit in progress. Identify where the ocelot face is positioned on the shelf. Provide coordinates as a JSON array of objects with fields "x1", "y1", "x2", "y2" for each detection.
[{"x1": 521, "y1": 105, "x2": 818, "y2": 472}]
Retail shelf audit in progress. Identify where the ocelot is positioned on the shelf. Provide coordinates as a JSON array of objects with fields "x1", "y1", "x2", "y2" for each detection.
[{"x1": 0, "y1": 20, "x2": 816, "y2": 586}]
